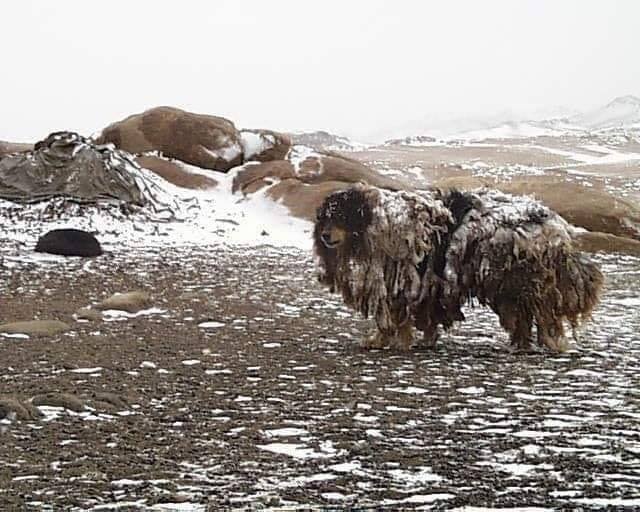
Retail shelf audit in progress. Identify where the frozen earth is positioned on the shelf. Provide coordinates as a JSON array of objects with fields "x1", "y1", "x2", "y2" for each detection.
[{"x1": 0, "y1": 241, "x2": 639, "y2": 510}]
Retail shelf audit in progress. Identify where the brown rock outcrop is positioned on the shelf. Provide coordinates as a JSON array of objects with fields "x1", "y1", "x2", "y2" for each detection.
[{"x1": 97, "y1": 106, "x2": 243, "y2": 172}]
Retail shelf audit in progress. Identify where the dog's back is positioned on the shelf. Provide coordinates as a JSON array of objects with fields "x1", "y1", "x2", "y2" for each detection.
[{"x1": 436, "y1": 187, "x2": 602, "y2": 351}]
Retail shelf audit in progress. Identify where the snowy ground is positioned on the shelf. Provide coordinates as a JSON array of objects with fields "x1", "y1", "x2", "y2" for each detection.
[
  {"x1": 0, "y1": 162, "x2": 314, "y2": 256},
  {"x1": 0, "y1": 242, "x2": 639, "y2": 510}
]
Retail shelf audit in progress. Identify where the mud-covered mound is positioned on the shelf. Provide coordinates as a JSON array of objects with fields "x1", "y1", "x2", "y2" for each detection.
[
  {"x1": 232, "y1": 146, "x2": 412, "y2": 221},
  {"x1": 96, "y1": 106, "x2": 244, "y2": 172},
  {"x1": 135, "y1": 154, "x2": 218, "y2": 190},
  {"x1": 0, "y1": 131, "x2": 177, "y2": 211}
]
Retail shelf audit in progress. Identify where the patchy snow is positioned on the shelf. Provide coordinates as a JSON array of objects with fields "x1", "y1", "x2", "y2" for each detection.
[
  {"x1": 0, "y1": 158, "x2": 313, "y2": 253},
  {"x1": 257, "y1": 442, "x2": 336, "y2": 460},
  {"x1": 615, "y1": 297, "x2": 640, "y2": 307},
  {"x1": 70, "y1": 367, "x2": 103, "y2": 374},
  {"x1": 263, "y1": 428, "x2": 309, "y2": 437},
  {"x1": 0, "y1": 332, "x2": 30, "y2": 339},
  {"x1": 457, "y1": 122, "x2": 564, "y2": 140},
  {"x1": 240, "y1": 130, "x2": 275, "y2": 160},
  {"x1": 573, "y1": 497, "x2": 640, "y2": 507},
  {"x1": 203, "y1": 141, "x2": 242, "y2": 163},
  {"x1": 102, "y1": 308, "x2": 166, "y2": 321},
  {"x1": 457, "y1": 386, "x2": 485, "y2": 395},
  {"x1": 287, "y1": 145, "x2": 321, "y2": 174},
  {"x1": 451, "y1": 508, "x2": 553, "y2": 512},
  {"x1": 531, "y1": 143, "x2": 640, "y2": 165},
  {"x1": 387, "y1": 386, "x2": 429, "y2": 394},
  {"x1": 198, "y1": 321, "x2": 225, "y2": 328},
  {"x1": 388, "y1": 467, "x2": 442, "y2": 484}
]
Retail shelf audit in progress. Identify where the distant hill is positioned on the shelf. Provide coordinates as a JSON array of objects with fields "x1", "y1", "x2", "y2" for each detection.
[
  {"x1": 290, "y1": 130, "x2": 366, "y2": 151},
  {"x1": 568, "y1": 95, "x2": 640, "y2": 131}
]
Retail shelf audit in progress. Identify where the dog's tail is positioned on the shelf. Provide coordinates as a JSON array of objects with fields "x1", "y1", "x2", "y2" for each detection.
[
  {"x1": 558, "y1": 252, "x2": 604, "y2": 327},
  {"x1": 535, "y1": 250, "x2": 603, "y2": 352}
]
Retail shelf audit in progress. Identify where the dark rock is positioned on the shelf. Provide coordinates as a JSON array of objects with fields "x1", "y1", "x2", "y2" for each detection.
[{"x1": 35, "y1": 228, "x2": 102, "y2": 257}]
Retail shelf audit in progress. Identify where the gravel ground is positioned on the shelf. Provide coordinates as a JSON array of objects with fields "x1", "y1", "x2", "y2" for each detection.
[{"x1": 0, "y1": 244, "x2": 639, "y2": 511}]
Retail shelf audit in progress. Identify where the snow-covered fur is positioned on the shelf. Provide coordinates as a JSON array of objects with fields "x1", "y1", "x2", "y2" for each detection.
[{"x1": 314, "y1": 184, "x2": 603, "y2": 353}]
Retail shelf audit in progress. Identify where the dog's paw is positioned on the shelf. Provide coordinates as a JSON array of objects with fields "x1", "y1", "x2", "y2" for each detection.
[{"x1": 361, "y1": 331, "x2": 388, "y2": 350}]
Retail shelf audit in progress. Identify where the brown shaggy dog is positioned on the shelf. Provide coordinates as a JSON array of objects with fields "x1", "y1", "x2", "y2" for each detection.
[{"x1": 314, "y1": 184, "x2": 603, "y2": 353}]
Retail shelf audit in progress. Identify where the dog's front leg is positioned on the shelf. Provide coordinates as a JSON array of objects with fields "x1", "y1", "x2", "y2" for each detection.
[
  {"x1": 361, "y1": 328, "x2": 390, "y2": 350},
  {"x1": 421, "y1": 321, "x2": 440, "y2": 350}
]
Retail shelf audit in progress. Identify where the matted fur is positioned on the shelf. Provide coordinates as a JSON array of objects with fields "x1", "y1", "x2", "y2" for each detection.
[{"x1": 314, "y1": 184, "x2": 603, "y2": 353}]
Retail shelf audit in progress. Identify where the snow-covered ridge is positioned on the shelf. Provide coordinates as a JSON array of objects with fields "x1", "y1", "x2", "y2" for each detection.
[
  {"x1": 381, "y1": 96, "x2": 640, "y2": 143},
  {"x1": 569, "y1": 95, "x2": 640, "y2": 131}
]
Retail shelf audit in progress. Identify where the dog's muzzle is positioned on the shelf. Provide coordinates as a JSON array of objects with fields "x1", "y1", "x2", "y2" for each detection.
[{"x1": 321, "y1": 232, "x2": 339, "y2": 248}]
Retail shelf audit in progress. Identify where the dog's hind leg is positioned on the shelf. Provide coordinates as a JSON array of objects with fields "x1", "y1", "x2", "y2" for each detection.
[
  {"x1": 497, "y1": 306, "x2": 534, "y2": 353},
  {"x1": 536, "y1": 322, "x2": 569, "y2": 353},
  {"x1": 394, "y1": 322, "x2": 415, "y2": 351},
  {"x1": 510, "y1": 316, "x2": 534, "y2": 352}
]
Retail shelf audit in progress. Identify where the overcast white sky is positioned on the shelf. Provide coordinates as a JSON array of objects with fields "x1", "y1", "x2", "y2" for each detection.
[{"x1": 2, "y1": 0, "x2": 639, "y2": 142}]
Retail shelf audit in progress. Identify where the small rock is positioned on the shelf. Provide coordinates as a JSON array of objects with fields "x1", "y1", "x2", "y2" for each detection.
[
  {"x1": 75, "y1": 307, "x2": 103, "y2": 321},
  {"x1": 31, "y1": 393, "x2": 86, "y2": 413},
  {"x1": 92, "y1": 393, "x2": 129, "y2": 410},
  {"x1": 0, "y1": 397, "x2": 42, "y2": 420},
  {"x1": 0, "y1": 320, "x2": 70, "y2": 337},
  {"x1": 261, "y1": 230, "x2": 269, "y2": 236},
  {"x1": 96, "y1": 291, "x2": 151, "y2": 313}
]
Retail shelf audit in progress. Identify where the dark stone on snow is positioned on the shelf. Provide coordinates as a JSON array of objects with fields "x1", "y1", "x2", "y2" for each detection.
[{"x1": 35, "y1": 228, "x2": 102, "y2": 257}]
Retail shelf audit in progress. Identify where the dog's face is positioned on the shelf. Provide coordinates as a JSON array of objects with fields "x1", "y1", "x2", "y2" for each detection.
[
  {"x1": 314, "y1": 187, "x2": 373, "y2": 252},
  {"x1": 319, "y1": 224, "x2": 348, "y2": 248}
]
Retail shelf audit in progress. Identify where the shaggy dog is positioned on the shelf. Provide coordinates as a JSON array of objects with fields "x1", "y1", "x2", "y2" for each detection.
[
  {"x1": 35, "y1": 229, "x2": 103, "y2": 257},
  {"x1": 314, "y1": 184, "x2": 603, "y2": 353}
]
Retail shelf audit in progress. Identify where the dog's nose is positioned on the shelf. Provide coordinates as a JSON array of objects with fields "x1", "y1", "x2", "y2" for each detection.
[{"x1": 321, "y1": 233, "x2": 332, "y2": 245}]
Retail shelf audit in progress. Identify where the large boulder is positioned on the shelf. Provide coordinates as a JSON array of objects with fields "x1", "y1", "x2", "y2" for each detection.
[
  {"x1": 231, "y1": 147, "x2": 412, "y2": 221},
  {"x1": 267, "y1": 180, "x2": 352, "y2": 221},
  {"x1": 0, "y1": 140, "x2": 33, "y2": 158},
  {"x1": 294, "y1": 150, "x2": 409, "y2": 190},
  {"x1": 97, "y1": 106, "x2": 243, "y2": 172},
  {"x1": 35, "y1": 228, "x2": 102, "y2": 257},
  {"x1": 502, "y1": 178, "x2": 639, "y2": 241},
  {"x1": 574, "y1": 231, "x2": 640, "y2": 257},
  {"x1": 240, "y1": 129, "x2": 291, "y2": 163},
  {"x1": 232, "y1": 160, "x2": 296, "y2": 195},
  {"x1": 136, "y1": 154, "x2": 217, "y2": 189},
  {"x1": 232, "y1": 147, "x2": 410, "y2": 193}
]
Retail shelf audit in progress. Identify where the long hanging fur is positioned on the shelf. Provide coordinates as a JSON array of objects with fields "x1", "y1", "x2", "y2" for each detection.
[{"x1": 314, "y1": 184, "x2": 604, "y2": 353}]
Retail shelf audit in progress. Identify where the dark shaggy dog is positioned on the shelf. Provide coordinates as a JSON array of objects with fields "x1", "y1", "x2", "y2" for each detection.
[
  {"x1": 314, "y1": 184, "x2": 603, "y2": 353},
  {"x1": 35, "y1": 229, "x2": 103, "y2": 257}
]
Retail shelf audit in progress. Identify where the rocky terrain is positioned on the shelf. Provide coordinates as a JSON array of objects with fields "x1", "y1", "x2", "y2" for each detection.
[
  {"x1": 1, "y1": 100, "x2": 639, "y2": 510},
  {"x1": 0, "y1": 245, "x2": 639, "y2": 511}
]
